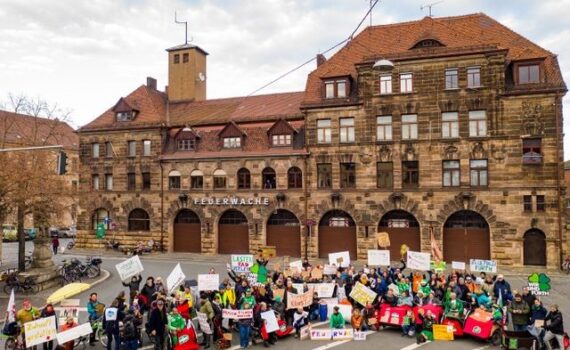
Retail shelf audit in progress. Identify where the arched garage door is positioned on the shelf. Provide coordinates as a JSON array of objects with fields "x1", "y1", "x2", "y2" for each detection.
[
  {"x1": 218, "y1": 209, "x2": 249, "y2": 254},
  {"x1": 524, "y1": 229, "x2": 546, "y2": 266},
  {"x1": 173, "y1": 209, "x2": 201, "y2": 253},
  {"x1": 318, "y1": 210, "x2": 357, "y2": 259},
  {"x1": 267, "y1": 210, "x2": 301, "y2": 257},
  {"x1": 444, "y1": 210, "x2": 490, "y2": 262},
  {"x1": 378, "y1": 210, "x2": 420, "y2": 261}
]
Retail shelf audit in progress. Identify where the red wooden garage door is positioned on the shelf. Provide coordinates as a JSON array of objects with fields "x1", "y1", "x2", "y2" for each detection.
[
  {"x1": 524, "y1": 229, "x2": 546, "y2": 266},
  {"x1": 443, "y1": 210, "x2": 490, "y2": 262},
  {"x1": 218, "y1": 210, "x2": 249, "y2": 254},
  {"x1": 267, "y1": 210, "x2": 301, "y2": 257},
  {"x1": 173, "y1": 210, "x2": 201, "y2": 253},
  {"x1": 379, "y1": 210, "x2": 421, "y2": 261},
  {"x1": 318, "y1": 210, "x2": 357, "y2": 259}
]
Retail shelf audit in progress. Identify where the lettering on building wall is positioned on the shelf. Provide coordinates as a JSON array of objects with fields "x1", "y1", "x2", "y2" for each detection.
[{"x1": 193, "y1": 197, "x2": 270, "y2": 206}]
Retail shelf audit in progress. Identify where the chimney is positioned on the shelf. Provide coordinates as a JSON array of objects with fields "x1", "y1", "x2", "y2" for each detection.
[
  {"x1": 316, "y1": 54, "x2": 327, "y2": 67},
  {"x1": 146, "y1": 77, "x2": 157, "y2": 90}
]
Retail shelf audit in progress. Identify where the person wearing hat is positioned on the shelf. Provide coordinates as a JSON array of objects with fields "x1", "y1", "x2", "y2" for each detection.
[
  {"x1": 60, "y1": 315, "x2": 78, "y2": 350},
  {"x1": 543, "y1": 304, "x2": 565, "y2": 350},
  {"x1": 239, "y1": 288, "x2": 256, "y2": 310},
  {"x1": 329, "y1": 306, "x2": 345, "y2": 329},
  {"x1": 508, "y1": 292, "x2": 530, "y2": 332},
  {"x1": 40, "y1": 304, "x2": 57, "y2": 350},
  {"x1": 493, "y1": 274, "x2": 512, "y2": 303}
]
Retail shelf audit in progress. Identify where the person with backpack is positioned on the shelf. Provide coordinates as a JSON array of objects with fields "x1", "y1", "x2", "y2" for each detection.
[
  {"x1": 148, "y1": 299, "x2": 168, "y2": 350},
  {"x1": 123, "y1": 275, "x2": 143, "y2": 305},
  {"x1": 103, "y1": 299, "x2": 124, "y2": 350},
  {"x1": 122, "y1": 313, "x2": 139, "y2": 350}
]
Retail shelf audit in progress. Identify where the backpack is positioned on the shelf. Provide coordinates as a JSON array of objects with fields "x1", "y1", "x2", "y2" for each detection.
[{"x1": 123, "y1": 318, "x2": 137, "y2": 340}]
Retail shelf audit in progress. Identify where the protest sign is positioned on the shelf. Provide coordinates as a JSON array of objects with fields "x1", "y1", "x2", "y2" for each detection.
[
  {"x1": 289, "y1": 260, "x2": 303, "y2": 271},
  {"x1": 56, "y1": 322, "x2": 92, "y2": 344},
  {"x1": 197, "y1": 312, "x2": 213, "y2": 334},
  {"x1": 247, "y1": 273, "x2": 258, "y2": 285},
  {"x1": 292, "y1": 283, "x2": 304, "y2": 294},
  {"x1": 287, "y1": 290, "x2": 313, "y2": 309},
  {"x1": 430, "y1": 261, "x2": 446, "y2": 272},
  {"x1": 354, "y1": 331, "x2": 367, "y2": 341},
  {"x1": 324, "y1": 264, "x2": 337, "y2": 275},
  {"x1": 332, "y1": 329, "x2": 353, "y2": 340},
  {"x1": 407, "y1": 251, "x2": 431, "y2": 271},
  {"x1": 222, "y1": 309, "x2": 253, "y2": 320},
  {"x1": 312, "y1": 283, "x2": 335, "y2": 298},
  {"x1": 259, "y1": 246, "x2": 276, "y2": 259},
  {"x1": 328, "y1": 251, "x2": 350, "y2": 268},
  {"x1": 452, "y1": 261, "x2": 466, "y2": 270},
  {"x1": 272, "y1": 288, "x2": 285, "y2": 301},
  {"x1": 310, "y1": 329, "x2": 332, "y2": 340},
  {"x1": 261, "y1": 311, "x2": 279, "y2": 333},
  {"x1": 326, "y1": 304, "x2": 351, "y2": 322},
  {"x1": 376, "y1": 232, "x2": 391, "y2": 248},
  {"x1": 300, "y1": 326, "x2": 310, "y2": 340},
  {"x1": 198, "y1": 274, "x2": 220, "y2": 291},
  {"x1": 24, "y1": 316, "x2": 57, "y2": 347},
  {"x1": 433, "y1": 324, "x2": 454, "y2": 340},
  {"x1": 367, "y1": 250, "x2": 390, "y2": 266},
  {"x1": 469, "y1": 259, "x2": 497, "y2": 273},
  {"x1": 115, "y1": 255, "x2": 144, "y2": 281},
  {"x1": 231, "y1": 255, "x2": 254, "y2": 274},
  {"x1": 166, "y1": 264, "x2": 186, "y2": 295},
  {"x1": 349, "y1": 282, "x2": 378, "y2": 306},
  {"x1": 311, "y1": 268, "x2": 323, "y2": 280}
]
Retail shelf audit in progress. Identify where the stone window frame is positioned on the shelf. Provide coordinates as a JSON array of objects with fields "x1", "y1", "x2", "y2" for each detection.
[
  {"x1": 142, "y1": 172, "x2": 151, "y2": 190},
  {"x1": 468, "y1": 110, "x2": 487, "y2": 137},
  {"x1": 339, "y1": 117, "x2": 355, "y2": 143},
  {"x1": 522, "y1": 138, "x2": 543, "y2": 165},
  {"x1": 127, "y1": 172, "x2": 136, "y2": 191},
  {"x1": 213, "y1": 169, "x2": 227, "y2": 189},
  {"x1": 262, "y1": 167, "x2": 277, "y2": 189},
  {"x1": 323, "y1": 77, "x2": 349, "y2": 99},
  {"x1": 317, "y1": 119, "x2": 332, "y2": 144},
  {"x1": 127, "y1": 140, "x2": 137, "y2": 157},
  {"x1": 376, "y1": 116, "x2": 393, "y2": 141},
  {"x1": 237, "y1": 168, "x2": 251, "y2": 189},
  {"x1": 380, "y1": 74, "x2": 392, "y2": 94},
  {"x1": 467, "y1": 66, "x2": 482, "y2": 88},
  {"x1": 91, "y1": 143, "x2": 100, "y2": 158},
  {"x1": 523, "y1": 195, "x2": 533, "y2": 212},
  {"x1": 168, "y1": 170, "x2": 181, "y2": 190},
  {"x1": 442, "y1": 160, "x2": 460, "y2": 187},
  {"x1": 445, "y1": 68, "x2": 459, "y2": 90},
  {"x1": 340, "y1": 162, "x2": 356, "y2": 188},
  {"x1": 190, "y1": 170, "x2": 204, "y2": 189},
  {"x1": 317, "y1": 163, "x2": 332, "y2": 189},
  {"x1": 376, "y1": 162, "x2": 393, "y2": 189},
  {"x1": 469, "y1": 159, "x2": 488, "y2": 187},
  {"x1": 104, "y1": 173, "x2": 113, "y2": 191},
  {"x1": 399, "y1": 73, "x2": 413, "y2": 93},
  {"x1": 91, "y1": 174, "x2": 100, "y2": 191},
  {"x1": 402, "y1": 160, "x2": 419, "y2": 188},
  {"x1": 401, "y1": 114, "x2": 418, "y2": 140},
  {"x1": 287, "y1": 167, "x2": 303, "y2": 189},
  {"x1": 128, "y1": 208, "x2": 150, "y2": 231},
  {"x1": 105, "y1": 141, "x2": 113, "y2": 158},
  {"x1": 441, "y1": 112, "x2": 459, "y2": 139}
]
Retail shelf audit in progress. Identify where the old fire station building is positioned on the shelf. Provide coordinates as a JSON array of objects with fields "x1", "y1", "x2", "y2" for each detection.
[{"x1": 76, "y1": 13, "x2": 567, "y2": 268}]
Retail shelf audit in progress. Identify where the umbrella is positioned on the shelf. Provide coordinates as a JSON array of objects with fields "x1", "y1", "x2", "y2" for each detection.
[{"x1": 47, "y1": 283, "x2": 90, "y2": 304}]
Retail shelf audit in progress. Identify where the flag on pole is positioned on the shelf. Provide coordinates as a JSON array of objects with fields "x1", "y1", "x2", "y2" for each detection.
[
  {"x1": 430, "y1": 226, "x2": 443, "y2": 263},
  {"x1": 5, "y1": 288, "x2": 16, "y2": 323}
]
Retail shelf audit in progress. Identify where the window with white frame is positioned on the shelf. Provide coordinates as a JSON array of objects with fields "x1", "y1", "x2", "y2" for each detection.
[
  {"x1": 400, "y1": 73, "x2": 413, "y2": 93},
  {"x1": 442, "y1": 112, "x2": 459, "y2": 138},
  {"x1": 469, "y1": 110, "x2": 487, "y2": 137},
  {"x1": 324, "y1": 79, "x2": 348, "y2": 99},
  {"x1": 317, "y1": 119, "x2": 332, "y2": 144},
  {"x1": 178, "y1": 139, "x2": 196, "y2": 150},
  {"x1": 401, "y1": 114, "x2": 418, "y2": 140},
  {"x1": 339, "y1": 118, "x2": 355, "y2": 143},
  {"x1": 223, "y1": 137, "x2": 241, "y2": 148},
  {"x1": 127, "y1": 140, "x2": 136, "y2": 157},
  {"x1": 272, "y1": 134, "x2": 292, "y2": 146},
  {"x1": 105, "y1": 174, "x2": 113, "y2": 190},
  {"x1": 443, "y1": 160, "x2": 460, "y2": 187},
  {"x1": 380, "y1": 75, "x2": 392, "y2": 94},
  {"x1": 143, "y1": 140, "x2": 151, "y2": 156},
  {"x1": 445, "y1": 69, "x2": 459, "y2": 89},
  {"x1": 92, "y1": 143, "x2": 99, "y2": 158},
  {"x1": 467, "y1": 67, "x2": 481, "y2": 88},
  {"x1": 376, "y1": 116, "x2": 392, "y2": 141}
]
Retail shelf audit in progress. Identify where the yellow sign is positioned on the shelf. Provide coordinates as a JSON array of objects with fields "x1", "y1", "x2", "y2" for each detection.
[
  {"x1": 376, "y1": 232, "x2": 391, "y2": 248},
  {"x1": 433, "y1": 324, "x2": 454, "y2": 341},
  {"x1": 349, "y1": 282, "x2": 377, "y2": 307},
  {"x1": 259, "y1": 246, "x2": 276, "y2": 259},
  {"x1": 400, "y1": 244, "x2": 409, "y2": 258}
]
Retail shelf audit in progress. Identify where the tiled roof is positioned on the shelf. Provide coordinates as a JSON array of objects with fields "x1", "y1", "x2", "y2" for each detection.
[
  {"x1": 79, "y1": 85, "x2": 167, "y2": 132},
  {"x1": 0, "y1": 110, "x2": 78, "y2": 149},
  {"x1": 303, "y1": 13, "x2": 566, "y2": 104}
]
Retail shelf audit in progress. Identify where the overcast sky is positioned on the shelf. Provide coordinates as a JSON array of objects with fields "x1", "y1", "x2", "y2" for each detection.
[{"x1": 1, "y1": 0, "x2": 569, "y2": 157}]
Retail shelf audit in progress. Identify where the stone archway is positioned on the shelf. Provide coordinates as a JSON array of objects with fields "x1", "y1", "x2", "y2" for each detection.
[
  {"x1": 443, "y1": 210, "x2": 490, "y2": 262},
  {"x1": 318, "y1": 210, "x2": 357, "y2": 259},
  {"x1": 218, "y1": 209, "x2": 249, "y2": 254},
  {"x1": 378, "y1": 210, "x2": 421, "y2": 261}
]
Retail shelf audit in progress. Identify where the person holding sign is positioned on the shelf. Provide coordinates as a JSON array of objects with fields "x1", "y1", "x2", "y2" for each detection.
[
  {"x1": 16, "y1": 300, "x2": 39, "y2": 349},
  {"x1": 238, "y1": 303, "x2": 254, "y2": 349},
  {"x1": 443, "y1": 292, "x2": 465, "y2": 320},
  {"x1": 122, "y1": 275, "x2": 142, "y2": 305},
  {"x1": 59, "y1": 315, "x2": 78, "y2": 350},
  {"x1": 40, "y1": 304, "x2": 57, "y2": 350}
]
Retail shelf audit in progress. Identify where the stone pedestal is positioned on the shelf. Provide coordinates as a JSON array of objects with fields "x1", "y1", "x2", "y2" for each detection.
[{"x1": 20, "y1": 235, "x2": 60, "y2": 291}]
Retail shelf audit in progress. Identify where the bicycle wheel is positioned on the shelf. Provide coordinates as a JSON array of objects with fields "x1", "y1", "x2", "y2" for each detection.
[
  {"x1": 87, "y1": 266, "x2": 99, "y2": 279},
  {"x1": 4, "y1": 337, "x2": 16, "y2": 350},
  {"x1": 74, "y1": 336, "x2": 86, "y2": 349},
  {"x1": 98, "y1": 328, "x2": 108, "y2": 347}
]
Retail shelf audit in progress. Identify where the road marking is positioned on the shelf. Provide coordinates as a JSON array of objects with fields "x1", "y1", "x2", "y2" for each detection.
[
  {"x1": 400, "y1": 340, "x2": 431, "y2": 350},
  {"x1": 470, "y1": 346, "x2": 490, "y2": 350}
]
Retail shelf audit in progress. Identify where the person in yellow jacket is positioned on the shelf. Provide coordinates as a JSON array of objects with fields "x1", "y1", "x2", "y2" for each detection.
[
  {"x1": 222, "y1": 284, "x2": 236, "y2": 309},
  {"x1": 177, "y1": 286, "x2": 194, "y2": 308},
  {"x1": 16, "y1": 300, "x2": 39, "y2": 348}
]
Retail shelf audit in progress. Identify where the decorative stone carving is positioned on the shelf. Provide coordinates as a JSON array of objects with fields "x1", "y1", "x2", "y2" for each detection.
[
  {"x1": 521, "y1": 102, "x2": 544, "y2": 136},
  {"x1": 378, "y1": 145, "x2": 392, "y2": 162},
  {"x1": 403, "y1": 143, "x2": 416, "y2": 161},
  {"x1": 442, "y1": 144, "x2": 459, "y2": 160},
  {"x1": 471, "y1": 142, "x2": 487, "y2": 159},
  {"x1": 359, "y1": 151, "x2": 373, "y2": 164},
  {"x1": 490, "y1": 143, "x2": 507, "y2": 163},
  {"x1": 337, "y1": 153, "x2": 354, "y2": 163}
]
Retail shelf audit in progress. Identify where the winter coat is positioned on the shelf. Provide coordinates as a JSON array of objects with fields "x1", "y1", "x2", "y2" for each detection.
[
  {"x1": 545, "y1": 311, "x2": 564, "y2": 335},
  {"x1": 493, "y1": 280, "x2": 512, "y2": 302},
  {"x1": 507, "y1": 300, "x2": 530, "y2": 326},
  {"x1": 148, "y1": 307, "x2": 167, "y2": 336},
  {"x1": 329, "y1": 312, "x2": 345, "y2": 329},
  {"x1": 199, "y1": 300, "x2": 214, "y2": 320},
  {"x1": 529, "y1": 304, "x2": 547, "y2": 324}
]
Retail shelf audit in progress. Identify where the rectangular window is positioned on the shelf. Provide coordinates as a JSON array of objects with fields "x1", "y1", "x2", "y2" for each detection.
[
  {"x1": 445, "y1": 69, "x2": 459, "y2": 89},
  {"x1": 317, "y1": 163, "x2": 332, "y2": 188},
  {"x1": 324, "y1": 79, "x2": 348, "y2": 99},
  {"x1": 401, "y1": 114, "x2": 418, "y2": 140},
  {"x1": 173, "y1": 54, "x2": 180, "y2": 64},
  {"x1": 523, "y1": 195, "x2": 533, "y2": 212},
  {"x1": 213, "y1": 175, "x2": 226, "y2": 189},
  {"x1": 442, "y1": 112, "x2": 459, "y2": 138},
  {"x1": 443, "y1": 160, "x2": 460, "y2": 187},
  {"x1": 402, "y1": 161, "x2": 419, "y2": 187},
  {"x1": 400, "y1": 73, "x2": 413, "y2": 93},
  {"x1": 376, "y1": 162, "x2": 393, "y2": 189},
  {"x1": 376, "y1": 116, "x2": 393, "y2": 141},
  {"x1": 340, "y1": 163, "x2": 356, "y2": 188},
  {"x1": 522, "y1": 138, "x2": 542, "y2": 164},
  {"x1": 142, "y1": 172, "x2": 151, "y2": 190},
  {"x1": 317, "y1": 119, "x2": 332, "y2": 144},
  {"x1": 143, "y1": 140, "x2": 151, "y2": 156},
  {"x1": 191, "y1": 175, "x2": 203, "y2": 189},
  {"x1": 182, "y1": 53, "x2": 189, "y2": 63},
  {"x1": 536, "y1": 195, "x2": 545, "y2": 212},
  {"x1": 339, "y1": 118, "x2": 355, "y2": 143},
  {"x1": 337, "y1": 81, "x2": 347, "y2": 98},
  {"x1": 467, "y1": 67, "x2": 481, "y2": 88},
  {"x1": 518, "y1": 64, "x2": 540, "y2": 84},
  {"x1": 169, "y1": 176, "x2": 181, "y2": 190},
  {"x1": 380, "y1": 75, "x2": 392, "y2": 94},
  {"x1": 223, "y1": 137, "x2": 241, "y2": 148},
  {"x1": 470, "y1": 159, "x2": 488, "y2": 187},
  {"x1": 105, "y1": 174, "x2": 113, "y2": 191},
  {"x1": 92, "y1": 174, "x2": 99, "y2": 190},
  {"x1": 178, "y1": 139, "x2": 196, "y2": 151},
  {"x1": 469, "y1": 110, "x2": 487, "y2": 137},
  {"x1": 272, "y1": 134, "x2": 292, "y2": 146},
  {"x1": 92, "y1": 143, "x2": 99, "y2": 158},
  {"x1": 127, "y1": 140, "x2": 136, "y2": 157},
  {"x1": 127, "y1": 172, "x2": 136, "y2": 191},
  {"x1": 105, "y1": 142, "x2": 113, "y2": 158}
]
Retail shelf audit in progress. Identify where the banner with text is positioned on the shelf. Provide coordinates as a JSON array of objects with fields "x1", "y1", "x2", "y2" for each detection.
[
  {"x1": 222, "y1": 309, "x2": 253, "y2": 320},
  {"x1": 198, "y1": 274, "x2": 220, "y2": 291},
  {"x1": 115, "y1": 255, "x2": 144, "y2": 282},
  {"x1": 367, "y1": 250, "x2": 390, "y2": 266},
  {"x1": 469, "y1": 259, "x2": 497, "y2": 273},
  {"x1": 349, "y1": 282, "x2": 378, "y2": 306},
  {"x1": 231, "y1": 255, "x2": 254, "y2": 274},
  {"x1": 166, "y1": 263, "x2": 186, "y2": 295},
  {"x1": 287, "y1": 289, "x2": 313, "y2": 309},
  {"x1": 407, "y1": 251, "x2": 431, "y2": 271},
  {"x1": 24, "y1": 316, "x2": 57, "y2": 347},
  {"x1": 328, "y1": 251, "x2": 350, "y2": 268}
]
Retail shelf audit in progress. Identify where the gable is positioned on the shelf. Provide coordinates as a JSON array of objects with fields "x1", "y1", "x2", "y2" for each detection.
[
  {"x1": 218, "y1": 122, "x2": 246, "y2": 138},
  {"x1": 267, "y1": 118, "x2": 297, "y2": 135}
]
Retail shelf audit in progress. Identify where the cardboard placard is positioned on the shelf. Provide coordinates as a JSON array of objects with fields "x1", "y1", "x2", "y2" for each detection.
[
  {"x1": 407, "y1": 251, "x2": 431, "y2": 271},
  {"x1": 354, "y1": 331, "x2": 367, "y2": 341},
  {"x1": 198, "y1": 274, "x2": 219, "y2": 291},
  {"x1": 259, "y1": 246, "x2": 276, "y2": 259},
  {"x1": 231, "y1": 255, "x2": 254, "y2": 274},
  {"x1": 376, "y1": 232, "x2": 391, "y2": 248},
  {"x1": 24, "y1": 316, "x2": 57, "y2": 347},
  {"x1": 331, "y1": 329, "x2": 353, "y2": 340},
  {"x1": 289, "y1": 260, "x2": 303, "y2": 271},
  {"x1": 328, "y1": 251, "x2": 350, "y2": 268},
  {"x1": 222, "y1": 309, "x2": 253, "y2": 320},
  {"x1": 166, "y1": 263, "x2": 186, "y2": 295},
  {"x1": 311, "y1": 268, "x2": 323, "y2": 280},
  {"x1": 433, "y1": 324, "x2": 454, "y2": 340},
  {"x1": 324, "y1": 264, "x2": 337, "y2": 275},
  {"x1": 469, "y1": 259, "x2": 497, "y2": 273},
  {"x1": 349, "y1": 282, "x2": 378, "y2": 306},
  {"x1": 197, "y1": 312, "x2": 213, "y2": 334},
  {"x1": 56, "y1": 322, "x2": 92, "y2": 344},
  {"x1": 115, "y1": 255, "x2": 144, "y2": 282},
  {"x1": 287, "y1": 289, "x2": 314, "y2": 309},
  {"x1": 310, "y1": 329, "x2": 332, "y2": 340},
  {"x1": 300, "y1": 325, "x2": 310, "y2": 340},
  {"x1": 367, "y1": 250, "x2": 390, "y2": 266},
  {"x1": 451, "y1": 261, "x2": 466, "y2": 270},
  {"x1": 261, "y1": 311, "x2": 279, "y2": 333}
]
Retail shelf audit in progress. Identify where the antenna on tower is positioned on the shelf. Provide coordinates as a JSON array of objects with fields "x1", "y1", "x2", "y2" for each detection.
[
  {"x1": 174, "y1": 11, "x2": 192, "y2": 44},
  {"x1": 420, "y1": 1, "x2": 443, "y2": 17}
]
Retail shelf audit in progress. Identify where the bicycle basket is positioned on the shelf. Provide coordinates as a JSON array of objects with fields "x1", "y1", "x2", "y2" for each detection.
[{"x1": 2, "y1": 322, "x2": 18, "y2": 336}]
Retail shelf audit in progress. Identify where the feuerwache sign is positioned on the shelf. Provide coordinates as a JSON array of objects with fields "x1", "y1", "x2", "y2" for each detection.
[{"x1": 193, "y1": 197, "x2": 270, "y2": 206}]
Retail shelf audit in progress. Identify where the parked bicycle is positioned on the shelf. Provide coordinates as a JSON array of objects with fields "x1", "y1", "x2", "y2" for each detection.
[
  {"x1": 563, "y1": 255, "x2": 570, "y2": 274},
  {"x1": 24, "y1": 252, "x2": 34, "y2": 270},
  {"x1": 66, "y1": 239, "x2": 75, "y2": 250},
  {"x1": 3, "y1": 273, "x2": 39, "y2": 294},
  {"x1": 59, "y1": 259, "x2": 82, "y2": 284},
  {"x1": 2, "y1": 322, "x2": 24, "y2": 350}
]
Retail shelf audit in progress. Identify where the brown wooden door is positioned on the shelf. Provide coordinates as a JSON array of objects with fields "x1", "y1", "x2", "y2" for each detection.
[
  {"x1": 219, "y1": 224, "x2": 249, "y2": 254},
  {"x1": 173, "y1": 223, "x2": 201, "y2": 253},
  {"x1": 318, "y1": 227, "x2": 357, "y2": 259},
  {"x1": 443, "y1": 227, "x2": 490, "y2": 262},
  {"x1": 379, "y1": 227, "x2": 421, "y2": 261},
  {"x1": 524, "y1": 230, "x2": 546, "y2": 266},
  {"x1": 267, "y1": 226, "x2": 301, "y2": 257}
]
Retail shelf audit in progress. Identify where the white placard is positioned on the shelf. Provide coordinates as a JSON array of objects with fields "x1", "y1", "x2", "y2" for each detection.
[
  {"x1": 407, "y1": 251, "x2": 431, "y2": 271},
  {"x1": 326, "y1": 304, "x2": 351, "y2": 322},
  {"x1": 56, "y1": 322, "x2": 93, "y2": 344},
  {"x1": 231, "y1": 255, "x2": 254, "y2": 274},
  {"x1": 328, "y1": 251, "x2": 350, "y2": 268},
  {"x1": 332, "y1": 329, "x2": 353, "y2": 340},
  {"x1": 24, "y1": 316, "x2": 57, "y2": 347},
  {"x1": 166, "y1": 263, "x2": 186, "y2": 295},
  {"x1": 261, "y1": 311, "x2": 279, "y2": 333},
  {"x1": 324, "y1": 264, "x2": 337, "y2": 275},
  {"x1": 469, "y1": 259, "x2": 497, "y2": 273},
  {"x1": 198, "y1": 274, "x2": 219, "y2": 291},
  {"x1": 115, "y1": 255, "x2": 144, "y2": 281},
  {"x1": 452, "y1": 261, "x2": 466, "y2": 270},
  {"x1": 312, "y1": 283, "x2": 336, "y2": 298},
  {"x1": 222, "y1": 309, "x2": 253, "y2": 320},
  {"x1": 289, "y1": 260, "x2": 303, "y2": 271},
  {"x1": 367, "y1": 250, "x2": 391, "y2": 266},
  {"x1": 310, "y1": 329, "x2": 332, "y2": 340},
  {"x1": 354, "y1": 331, "x2": 367, "y2": 341},
  {"x1": 197, "y1": 312, "x2": 213, "y2": 334}
]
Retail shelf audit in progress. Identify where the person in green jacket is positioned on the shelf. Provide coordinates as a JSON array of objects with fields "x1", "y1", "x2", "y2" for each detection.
[
  {"x1": 329, "y1": 306, "x2": 345, "y2": 329},
  {"x1": 239, "y1": 289, "x2": 256, "y2": 310},
  {"x1": 168, "y1": 307, "x2": 187, "y2": 344},
  {"x1": 199, "y1": 293, "x2": 214, "y2": 349},
  {"x1": 443, "y1": 292, "x2": 465, "y2": 319},
  {"x1": 507, "y1": 293, "x2": 530, "y2": 332}
]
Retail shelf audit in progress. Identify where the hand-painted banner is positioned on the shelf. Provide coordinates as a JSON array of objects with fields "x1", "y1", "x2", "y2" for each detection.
[
  {"x1": 24, "y1": 316, "x2": 57, "y2": 347},
  {"x1": 452, "y1": 261, "x2": 466, "y2": 270},
  {"x1": 367, "y1": 250, "x2": 390, "y2": 266},
  {"x1": 222, "y1": 309, "x2": 253, "y2": 320},
  {"x1": 115, "y1": 255, "x2": 144, "y2": 282},
  {"x1": 56, "y1": 322, "x2": 93, "y2": 344},
  {"x1": 287, "y1": 289, "x2": 313, "y2": 309},
  {"x1": 328, "y1": 251, "x2": 350, "y2": 268},
  {"x1": 331, "y1": 329, "x2": 353, "y2": 340},
  {"x1": 323, "y1": 264, "x2": 337, "y2": 275},
  {"x1": 407, "y1": 251, "x2": 431, "y2": 271},
  {"x1": 433, "y1": 324, "x2": 454, "y2": 340},
  {"x1": 291, "y1": 283, "x2": 335, "y2": 298},
  {"x1": 231, "y1": 255, "x2": 254, "y2": 274},
  {"x1": 349, "y1": 282, "x2": 377, "y2": 306},
  {"x1": 469, "y1": 259, "x2": 497, "y2": 273},
  {"x1": 166, "y1": 263, "x2": 186, "y2": 295},
  {"x1": 310, "y1": 329, "x2": 332, "y2": 340}
]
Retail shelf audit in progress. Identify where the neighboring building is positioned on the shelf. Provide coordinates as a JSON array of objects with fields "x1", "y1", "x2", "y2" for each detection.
[
  {"x1": 0, "y1": 110, "x2": 79, "y2": 228},
  {"x1": 77, "y1": 13, "x2": 566, "y2": 268}
]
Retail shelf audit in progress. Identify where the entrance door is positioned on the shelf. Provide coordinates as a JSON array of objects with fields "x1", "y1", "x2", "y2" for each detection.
[
  {"x1": 218, "y1": 209, "x2": 249, "y2": 254},
  {"x1": 378, "y1": 210, "x2": 421, "y2": 261},
  {"x1": 318, "y1": 210, "x2": 357, "y2": 259},
  {"x1": 524, "y1": 229, "x2": 546, "y2": 266},
  {"x1": 443, "y1": 210, "x2": 490, "y2": 262},
  {"x1": 173, "y1": 210, "x2": 201, "y2": 253},
  {"x1": 267, "y1": 210, "x2": 301, "y2": 257}
]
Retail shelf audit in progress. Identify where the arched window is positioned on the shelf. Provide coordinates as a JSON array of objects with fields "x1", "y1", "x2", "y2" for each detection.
[
  {"x1": 213, "y1": 169, "x2": 227, "y2": 189},
  {"x1": 319, "y1": 210, "x2": 356, "y2": 227},
  {"x1": 190, "y1": 170, "x2": 203, "y2": 189},
  {"x1": 262, "y1": 167, "x2": 276, "y2": 189},
  {"x1": 169, "y1": 170, "x2": 181, "y2": 190},
  {"x1": 237, "y1": 168, "x2": 251, "y2": 189},
  {"x1": 287, "y1": 167, "x2": 302, "y2": 189},
  {"x1": 219, "y1": 209, "x2": 248, "y2": 225},
  {"x1": 379, "y1": 210, "x2": 420, "y2": 228},
  {"x1": 268, "y1": 210, "x2": 299, "y2": 226},
  {"x1": 92, "y1": 208, "x2": 109, "y2": 230},
  {"x1": 174, "y1": 209, "x2": 201, "y2": 224},
  {"x1": 128, "y1": 209, "x2": 150, "y2": 231}
]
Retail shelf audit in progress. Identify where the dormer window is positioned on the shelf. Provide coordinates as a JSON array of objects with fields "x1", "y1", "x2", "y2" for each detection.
[
  {"x1": 272, "y1": 134, "x2": 291, "y2": 146},
  {"x1": 517, "y1": 64, "x2": 540, "y2": 84},
  {"x1": 116, "y1": 111, "x2": 135, "y2": 121},
  {"x1": 218, "y1": 122, "x2": 246, "y2": 149},
  {"x1": 410, "y1": 38, "x2": 445, "y2": 49},
  {"x1": 178, "y1": 139, "x2": 196, "y2": 151},
  {"x1": 324, "y1": 78, "x2": 348, "y2": 99},
  {"x1": 223, "y1": 137, "x2": 241, "y2": 148},
  {"x1": 112, "y1": 97, "x2": 138, "y2": 122}
]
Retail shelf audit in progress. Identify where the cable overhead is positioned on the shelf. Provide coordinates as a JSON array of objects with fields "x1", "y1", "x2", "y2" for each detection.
[{"x1": 246, "y1": 0, "x2": 380, "y2": 97}]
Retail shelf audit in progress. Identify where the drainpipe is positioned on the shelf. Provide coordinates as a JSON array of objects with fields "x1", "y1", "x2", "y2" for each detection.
[
  {"x1": 304, "y1": 154, "x2": 309, "y2": 260},
  {"x1": 554, "y1": 93, "x2": 564, "y2": 269},
  {"x1": 160, "y1": 160, "x2": 164, "y2": 253}
]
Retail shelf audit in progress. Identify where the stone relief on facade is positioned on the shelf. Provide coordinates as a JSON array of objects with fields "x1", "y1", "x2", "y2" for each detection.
[
  {"x1": 442, "y1": 144, "x2": 459, "y2": 160},
  {"x1": 403, "y1": 143, "x2": 416, "y2": 161},
  {"x1": 378, "y1": 145, "x2": 392, "y2": 162},
  {"x1": 490, "y1": 143, "x2": 507, "y2": 163},
  {"x1": 470, "y1": 142, "x2": 487, "y2": 159},
  {"x1": 521, "y1": 101, "x2": 544, "y2": 136}
]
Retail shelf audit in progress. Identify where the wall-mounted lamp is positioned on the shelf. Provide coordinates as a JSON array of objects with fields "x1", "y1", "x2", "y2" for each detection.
[
  {"x1": 178, "y1": 192, "x2": 189, "y2": 207},
  {"x1": 331, "y1": 192, "x2": 342, "y2": 208}
]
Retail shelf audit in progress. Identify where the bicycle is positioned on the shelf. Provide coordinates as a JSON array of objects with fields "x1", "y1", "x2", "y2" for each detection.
[
  {"x1": 3, "y1": 274, "x2": 39, "y2": 294},
  {"x1": 2, "y1": 323, "x2": 25, "y2": 350}
]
